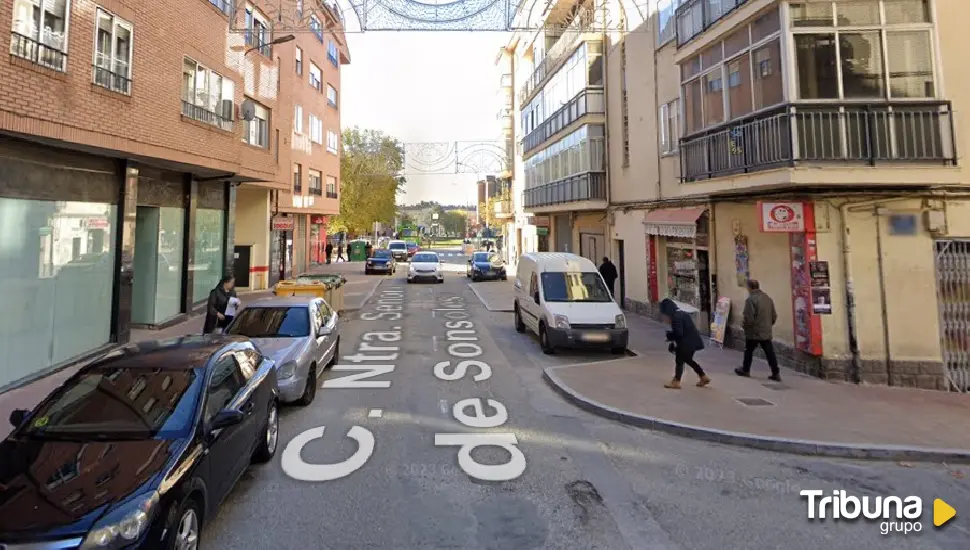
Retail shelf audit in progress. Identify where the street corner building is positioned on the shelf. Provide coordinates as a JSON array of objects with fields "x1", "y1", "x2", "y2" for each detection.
[
  {"x1": 0, "y1": 0, "x2": 348, "y2": 391},
  {"x1": 501, "y1": 0, "x2": 970, "y2": 391}
]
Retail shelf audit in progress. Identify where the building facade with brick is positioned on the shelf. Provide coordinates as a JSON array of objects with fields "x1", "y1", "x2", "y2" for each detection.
[{"x1": 0, "y1": 0, "x2": 347, "y2": 391}]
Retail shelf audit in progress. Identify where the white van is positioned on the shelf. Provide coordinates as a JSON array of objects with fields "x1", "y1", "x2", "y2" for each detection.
[{"x1": 513, "y1": 252, "x2": 628, "y2": 354}]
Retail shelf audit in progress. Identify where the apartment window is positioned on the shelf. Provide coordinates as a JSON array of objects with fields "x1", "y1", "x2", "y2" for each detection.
[
  {"x1": 244, "y1": 99, "x2": 270, "y2": 148},
  {"x1": 181, "y1": 57, "x2": 235, "y2": 131},
  {"x1": 680, "y1": 7, "x2": 783, "y2": 134},
  {"x1": 326, "y1": 130, "x2": 338, "y2": 153},
  {"x1": 294, "y1": 104, "x2": 304, "y2": 133},
  {"x1": 676, "y1": 0, "x2": 704, "y2": 46},
  {"x1": 293, "y1": 164, "x2": 302, "y2": 194},
  {"x1": 295, "y1": 46, "x2": 302, "y2": 75},
  {"x1": 327, "y1": 40, "x2": 339, "y2": 67},
  {"x1": 659, "y1": 99, "x2": 681, "y2": 155},
  {"x1": 92, "y1": 8, "x2": 132, "y2": 95},
  {"x1": 310, "y1": 15, "x2": 323, "y2": 43},
  {"x1": 791, "y1": 1, "x2": 936, "y2": 100},
  {"x1": 245, "y1": 4, "x2": 271, "y2": 57},
  {"x1": 325, "y1": 175, "x2": 337, "y2": 198},
  {"x1": 656, "y1": 0, "x2": 677, "y2": 46},
  {"x1": 309, "y1": 114, "x2": 323, "y2": 144},
  {"x1": 326, "y1": 84, "x2": 338, "y2": 107},
  {"x1": 9, "y1": 0, "x2": 71, "y2": 71},
  {"x1": 309, "y1": 63, "x2": 322, "y2": 91},
  {"x1": 209, "y1": 0, "x2": 232, "y2": 16},
  {"x1": 308, "y1": 169, "x2": 323, "y2": 196}
]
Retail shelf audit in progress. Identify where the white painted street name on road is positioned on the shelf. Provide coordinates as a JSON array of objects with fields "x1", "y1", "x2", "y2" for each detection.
[
  {"x1": 432, "y1": 295, "x2": 527, "y2": 482},
  {"x1": 281, "y1": 286, "x2": 404, "y2": 482}
]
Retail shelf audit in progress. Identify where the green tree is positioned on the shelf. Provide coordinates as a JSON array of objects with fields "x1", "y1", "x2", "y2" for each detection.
[
  {"x1": 329, "y1": 127, "x2": 405, "y2": 235},
  {"x1": 440, "y1": 210, "x2": 467, "y2": 236}
]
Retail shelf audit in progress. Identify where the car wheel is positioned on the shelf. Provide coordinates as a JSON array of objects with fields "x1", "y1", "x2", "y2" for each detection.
[
  {"x1": 539, "y1": 324, "x2": 554, "y2": 355},
  {"x1": 611, "y1": 347, "x2": 627, "y2": 355},
  {"x1": 165, "y1": 499, "x2": 201, "y2": 550},
  {"x1": 252, "y1": 401, "x2": 279, "y2": 463},
  {"x1": 364, "y1": 269, "x2": 370, "y2": 275},
  {"x1": 501, "y1": 274, "x2": 508, "y2": 281},
  {"x1": 514, "y1": 305, "x2": 525, "y2": 333},
  {"x1": 297, "y1": 364, "x2": 317, "y2": 406},
  {"x1": 328, "y1": 338, "x2": 339, "y2": 368}
]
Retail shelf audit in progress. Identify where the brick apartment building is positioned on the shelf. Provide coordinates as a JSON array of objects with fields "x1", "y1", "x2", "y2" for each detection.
[{"x1": 0, "y1": 0, "x2": 348, "y2": 392}]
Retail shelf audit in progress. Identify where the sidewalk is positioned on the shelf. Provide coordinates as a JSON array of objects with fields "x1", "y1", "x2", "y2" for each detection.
[
  {"x1": 0, "y1": 261, "x2": 381, "y2": 439},
  {"x1": 467, "y1": 280, "x2": 970, "y2": 462}
]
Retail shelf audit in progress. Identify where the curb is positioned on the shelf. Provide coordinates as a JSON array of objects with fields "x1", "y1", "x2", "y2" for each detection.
[
  {"x1": 467, "y1": 283, "x2": 515, "y2": 312},
  {"x1": 542, "y1": 366, "x2": 970, "y2": 464},
  {"x1": 343, "y1": 278, "x2": 385, "y2": 312}
]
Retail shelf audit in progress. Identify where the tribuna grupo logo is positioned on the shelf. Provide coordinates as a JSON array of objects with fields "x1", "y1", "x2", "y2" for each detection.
[{"x1": 800, "y1": 490, "x2": 923, "y2": 535}]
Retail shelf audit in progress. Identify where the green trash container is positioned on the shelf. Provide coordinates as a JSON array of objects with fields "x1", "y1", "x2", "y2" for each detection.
[{"x1": 349, "y1": 240, "x2": 367, "y2": 262}]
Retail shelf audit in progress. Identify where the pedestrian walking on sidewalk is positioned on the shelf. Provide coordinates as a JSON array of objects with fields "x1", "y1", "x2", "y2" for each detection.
[
  {"x1": 203, "y1": 275, "x2": 235, "y2": 334},
  {"x1": 735, "y1": 279, "x2": 782, "y2": 382},
  {"x1": 325, "y1": 242, "x2": 333, "y2": 264},
  {"x1": 659, "y1": 298, "x2": 711, "y2": 389},
  {"x1": 599, "y1": 257, "x2": 618, "y2": 299},
  {"x1": 336, "y1": 242, "x2": 346, "y2": 262}
]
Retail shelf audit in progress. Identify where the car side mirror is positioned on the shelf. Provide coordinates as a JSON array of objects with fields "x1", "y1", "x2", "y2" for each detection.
[
  {"x1": 318, "y1": 325, "x2": 333, "y2": 337},
  {"x1": 533, "y1": 292, "x2": 540, "y2": 305},
  {"x1": 9, "y1": 409, "x2": 28, "y2": 428},
  {"x1": 210, "y1": 410, "x2": 245, "y2": 431}
]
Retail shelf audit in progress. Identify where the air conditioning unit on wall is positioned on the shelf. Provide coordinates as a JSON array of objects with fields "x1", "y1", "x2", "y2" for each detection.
[{"x1": 924, "y1": 209, "x2": 947, "y2": 235}]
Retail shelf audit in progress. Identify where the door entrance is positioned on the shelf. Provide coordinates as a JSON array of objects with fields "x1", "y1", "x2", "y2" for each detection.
[
  {"x1": 579, "y1": 232, "x2": 604, "y2": 265},
  {"x1": 616, "y1": 239, "x2": 626, "y2": 307},
  {"x1": 131, "y1": 206, "x2": 160, "y2": 325},
  {"x1": 233, "y1": 245, "x2": 252, "y2": 288},
  {"x1": 697, "y1": 249, "x2": 711, "y2": 336},
  {"x1": 935, "y1": 239, "x2": 970, "y2": 391}
]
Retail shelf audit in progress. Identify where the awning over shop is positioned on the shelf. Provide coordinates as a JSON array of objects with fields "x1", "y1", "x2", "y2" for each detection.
[{"x1": 643, "y1": 207, "x2": 707, "y2": 238}]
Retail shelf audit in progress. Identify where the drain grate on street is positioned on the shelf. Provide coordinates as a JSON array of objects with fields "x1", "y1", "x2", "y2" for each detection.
[{"x1": 735, "y1": 397, "x2": 775, "y2": 407}]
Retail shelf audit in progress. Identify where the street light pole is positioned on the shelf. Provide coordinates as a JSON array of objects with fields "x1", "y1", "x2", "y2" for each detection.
[{"x1": 230, "y1": 33, "x2": 296, "y2": 56}]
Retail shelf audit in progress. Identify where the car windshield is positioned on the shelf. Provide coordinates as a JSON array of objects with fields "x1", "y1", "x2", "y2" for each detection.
[
  {"x1": 373, "y1": 250, "x2": 392, "y2": 258},
  {"x1": 226, "y1": 307, "x2": 310, "y2": 338},
  {"x1": 472, "y1": 252, "x2": 490, "y2": 262},
  {"x1": 389, "y1": 242, "x2": 407, "y2": 250},
  {"x1": 18, "y1": 367, "x2": 203, "y2": 439},
  {"x1": 412, "y1": 253, "x2": 438, "y2": 263},
  {"x1": 540, "y1": 272, "x2": 614, "y2": 303}
]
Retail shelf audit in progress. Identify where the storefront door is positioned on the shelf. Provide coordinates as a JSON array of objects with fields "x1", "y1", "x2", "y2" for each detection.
[
  {"x1": 554, "y1": 215, "x2": 571, "y2": 252},
  {"x1": 579, "y1": 232, "x2": 604, "y2": 265}
]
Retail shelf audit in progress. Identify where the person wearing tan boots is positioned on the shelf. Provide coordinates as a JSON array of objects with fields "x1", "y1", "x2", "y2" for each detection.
[{"x1": 659, "y1": 298, "x2": 711, "y2": 389}]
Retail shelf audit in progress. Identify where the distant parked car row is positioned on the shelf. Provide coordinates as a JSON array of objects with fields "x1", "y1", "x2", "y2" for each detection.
[{"x1": 0, "y1": 296, "x2": 341, "y2": 549}]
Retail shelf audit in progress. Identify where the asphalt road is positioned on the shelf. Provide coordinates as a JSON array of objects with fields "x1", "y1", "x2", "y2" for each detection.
[{"x1": 203, "y1": 248, "x2": 970, "y2": 550}]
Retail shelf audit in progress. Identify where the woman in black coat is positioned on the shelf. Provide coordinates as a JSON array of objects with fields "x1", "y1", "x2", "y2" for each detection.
[
  {"x1": 203, "y1": 275, "x2": 236, "y2": 334},
  {"x1": 659, "y1": 298, "x2": 711, "y2": 389}
]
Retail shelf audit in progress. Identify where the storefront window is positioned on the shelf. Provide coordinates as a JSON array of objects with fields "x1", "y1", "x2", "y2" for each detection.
[
  {"x1": 666, "y1": 244, "x2": 698, "y2": 307},
  {"x1": 192, "y1": 208, "x2": 224, "y2": 303},
  {"x1": 132, "y1": 206, "x2": 183, "y2": 324},
  {"x1": 0, "y1": 198, "x2": 116, "y2": 387}
]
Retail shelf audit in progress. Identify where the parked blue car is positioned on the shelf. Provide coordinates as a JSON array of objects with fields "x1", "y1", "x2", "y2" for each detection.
[{"x1": 467, "y1": 251, "x2": 507, "y2": 282}]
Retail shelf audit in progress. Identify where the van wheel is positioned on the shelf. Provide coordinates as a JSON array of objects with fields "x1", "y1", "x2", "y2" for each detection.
[
  {"x1": 514, "y1": 305, "x2": 525, "y2": 333},
  {"x1": 539, "y1": 324, "x2": 554, "y2": 354}
]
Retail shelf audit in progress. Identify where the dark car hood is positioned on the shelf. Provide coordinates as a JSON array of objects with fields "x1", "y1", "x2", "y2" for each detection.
[
  {"x1": 0, "y1": 437, "x2": 176, "y2": 537},
  {"x1": 368, "y1": 257, "x2": 391, "y2": 263}
]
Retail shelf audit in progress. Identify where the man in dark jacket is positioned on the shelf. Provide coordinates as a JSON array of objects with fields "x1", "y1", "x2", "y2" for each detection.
[
  {"x1": 735, "y1": 279, "x2": 782, "y2": 381},
  {"x1": 203, "y1": 275, "x2": 235, "y2": 334},
  {"x1": 659, "y1": 298, "x2": 711, "y2": 389},
  {"x1": 325, "y1": 242, "x2": 334, "y2": 264},
  {"x1": 599, "y1": 257, "x2": 618, "y2": 299}
]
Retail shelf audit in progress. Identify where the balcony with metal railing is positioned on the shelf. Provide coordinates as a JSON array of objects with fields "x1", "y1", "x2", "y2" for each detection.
[
  {"x1": 523, "y1": 172, "x2": 606, "y2": 209},
  {"x1": 92, "y1": 56, "x2": 131, "y2": 95},
  {"x1": 181, "y1": 101, "x2": 233, "y2": 132},
  {"x1": 518, "y1": 11, "x2": 597, "y2": 106},
  {"x1": 522, "y1": 88, "x2": 604, "y2": 155},
  {"x1": 10, "y1": 31, "x2": 67, "y2": 72},
  {"x1": 680, "y1": 101, "x2": 958, "y2": 183}
]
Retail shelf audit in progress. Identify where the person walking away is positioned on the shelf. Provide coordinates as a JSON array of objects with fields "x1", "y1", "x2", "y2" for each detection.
[
  {"x1": 735, "y1": 279, "x2": 782, "y2": 382},
  {"x1": 336, "y1": 242, "x2": 346, "y2": 262},
  {"x1": 203, "y1": 275, "x2": 235, "y2": 334},
  {"x1": 325, "y1": 242, "x2": 334, "y2": 264},
  {"x1": 599, "y1": 257, "x2": 618, "y2": 299},
  {"x1": 659, "y1": 298, "x2": 711, "y2": 389}
]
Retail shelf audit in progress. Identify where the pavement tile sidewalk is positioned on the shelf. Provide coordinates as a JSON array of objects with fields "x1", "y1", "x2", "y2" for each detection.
[
  {"x1": 0, "y1": 261, "x2": 380, "y2": 439},
  {"x1": 466, "y1": 280, "x2": 970, "y2": 461}
]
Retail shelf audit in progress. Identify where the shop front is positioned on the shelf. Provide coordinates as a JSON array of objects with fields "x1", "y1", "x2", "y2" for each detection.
[
  {"x1": 0, "y1": 136, "x2": 233, "y2": 391},
  {"x1": 644, "y1": 207, "x2": 712, "y2": 334},
  {"x1": 271, "y1": 214, "x2": 295, "y2": 284},
  {"x1": 533, "y1": 215, "x2": 550, "y2": 252},
  {"x1": 310, "y1": 215, "x2": 328, "y2": 265}
]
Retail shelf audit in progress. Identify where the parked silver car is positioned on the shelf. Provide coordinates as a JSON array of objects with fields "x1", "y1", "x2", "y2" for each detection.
[{"x1": 225, "y1": 296, "x2": 340, "y2": 405}]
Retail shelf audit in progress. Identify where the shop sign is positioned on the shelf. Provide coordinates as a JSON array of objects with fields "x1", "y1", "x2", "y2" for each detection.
[
  {"x1": 759, "y1": 202, "x2": 805, "y2": 232},
  {"x1": 645, "y1": 223, "x2": 696, "y2": 238},
  {"x1": 311, "y1": 215, "x2": 327, "y2": 225},
  {"x1": 272, "y1": 216, "x2": 295, "y2": 231},
  {"x1": 532, "y1": 215, "x2": 550, "y2": 227},
  {"x1": 536, "y1": 227, "x2": 549, "y2": 236},
  {"x1": 83, "y1": 218, "x2": 109, "y2": 229}
]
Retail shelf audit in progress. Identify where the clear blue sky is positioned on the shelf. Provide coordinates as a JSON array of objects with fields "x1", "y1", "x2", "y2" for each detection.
[{"x1": 341, "y1": 31, "x2": 510, "y2": 206}]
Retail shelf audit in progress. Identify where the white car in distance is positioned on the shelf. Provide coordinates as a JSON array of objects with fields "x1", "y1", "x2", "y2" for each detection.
[{"x1": 408, "y1": 251, "x2": 444, "y2": 284}]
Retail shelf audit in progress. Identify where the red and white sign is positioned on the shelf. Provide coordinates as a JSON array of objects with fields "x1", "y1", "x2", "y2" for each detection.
[
  {"x1": 311, "y1": 215, "x2": 327, "y2": 225},
  {"x1": 759, "y1": 202, "x2": 805, "y2": 232},
  {"x1": 272, "y1": 216, "x2": 295, "y2": 231}
]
